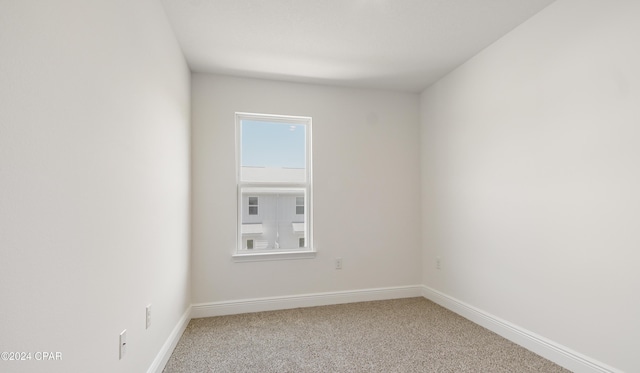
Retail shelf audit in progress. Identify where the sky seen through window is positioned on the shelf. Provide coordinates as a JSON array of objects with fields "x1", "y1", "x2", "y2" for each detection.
[{"x1": 241, "y1": 120, "x2": 306, "y2": 169}]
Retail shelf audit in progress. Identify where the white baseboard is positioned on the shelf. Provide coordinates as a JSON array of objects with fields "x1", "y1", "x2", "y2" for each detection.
[
  {"x1": 191, "y1": 285, "x2": 423, "y2": 318},
  {"x1": 421, "y1": 285, "x2": 621, "y2": 373},
  {"x1": 147, "y1": 305, "x2": 192, "y2": 373}
]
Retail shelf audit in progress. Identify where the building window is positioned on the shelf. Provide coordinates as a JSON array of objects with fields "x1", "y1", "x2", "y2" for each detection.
[
  {"x1": 247, "y1": 239, "x2": 254, "y2": 249},
  {"x1": 235, "y1": 112, "x2": 313, "y2": 259},
  {"x1": 296, "y1": 196, "x2": 304, "y2": 215},
  {"x1": 248, "y1": 196, "x2": 258, "y2": 215}
]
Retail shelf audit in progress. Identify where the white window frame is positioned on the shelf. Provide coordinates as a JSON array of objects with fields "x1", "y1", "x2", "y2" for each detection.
[{"x1": 234, "y1": 112, "x2": 315, "y2": 262}]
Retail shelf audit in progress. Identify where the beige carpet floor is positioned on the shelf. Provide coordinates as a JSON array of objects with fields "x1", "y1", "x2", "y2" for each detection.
[{"x1": 163, "y1": 297, "x2": 570, "y2": 372}]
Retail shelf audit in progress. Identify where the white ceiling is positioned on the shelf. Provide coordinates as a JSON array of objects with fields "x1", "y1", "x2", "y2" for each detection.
[{"x1": 161, "y1": 0, "x2": 556, "y2": 93}]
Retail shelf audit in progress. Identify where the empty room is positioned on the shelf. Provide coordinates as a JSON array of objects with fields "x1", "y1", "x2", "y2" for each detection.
[{"x1": 1, "y1": 0, "x2": 638, "y2": 372}]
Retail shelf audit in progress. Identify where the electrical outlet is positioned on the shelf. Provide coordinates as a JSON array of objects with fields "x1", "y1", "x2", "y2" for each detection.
[
  {"x1": 119, "y1": 329, "x2": 127, "y2": 360},
  {"x1": 436, "y1": 256, "x2": 441, "y2": 270},
  {"x1": 335, "y1": 258, "x2": 343, "y2": 270},
  {"x1": 146, "y1": 304, "x2": 152, "y2": 330}
]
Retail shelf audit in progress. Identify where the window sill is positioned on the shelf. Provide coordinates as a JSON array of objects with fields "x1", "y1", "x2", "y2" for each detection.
[{"x1": 232, "y1": 250, "x2": 316, "y2": 262}]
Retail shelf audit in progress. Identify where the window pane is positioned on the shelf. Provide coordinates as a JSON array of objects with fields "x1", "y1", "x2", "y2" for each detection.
[
  {"x1": 295, "y1": 196, "x2": 304, "y2": 215},
  {"x1": 241, "y1": 188, "x2": 305, "y2": 250},
  {"x1": 240, "y1": 120, "x2": 306, "y2": 183}
]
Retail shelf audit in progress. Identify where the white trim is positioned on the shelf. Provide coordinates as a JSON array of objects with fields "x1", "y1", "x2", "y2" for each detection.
[
  {"x1": 420, "y1": 285, "x2": 622, "y2": 373},
  {"x1": 232, "y1": 249, "x2": 317, "y2": 262},
  {"x1": 191, "y1": 285, "x2": 423, "y2": 318},
  {"x1": 146, "y1": 305, "x2": 192, "y2": 373},
  {"x1": 235, "y1": 112, "x2": 313, "y2": 258}
]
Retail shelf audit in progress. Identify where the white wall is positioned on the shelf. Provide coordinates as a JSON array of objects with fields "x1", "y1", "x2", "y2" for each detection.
[
  {"x1": 0, "y1": 1, "x2": 190, "y2": 372},
  {"x1": 420, "y1": 0, "x2": 640, "y2": 372},
  {"x1": 191, "y1": 74, "x2": 421, "y2": 303}
]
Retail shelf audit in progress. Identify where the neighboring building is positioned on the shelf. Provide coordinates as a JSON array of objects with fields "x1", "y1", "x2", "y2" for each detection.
[{"x1": 240, "y1": 167, "x2": 307, "y2": 251}]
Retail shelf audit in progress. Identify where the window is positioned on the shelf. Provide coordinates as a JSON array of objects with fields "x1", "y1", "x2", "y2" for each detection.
[
  {"x1": 296, "y1": 196, "x2": 304, "y2": 215},
  {"x1": 248, "y1": 196, "x2": 258, "y2": 215},
  {"x1": 235, "y1": 112, "x2": 314, "y2": 261}
]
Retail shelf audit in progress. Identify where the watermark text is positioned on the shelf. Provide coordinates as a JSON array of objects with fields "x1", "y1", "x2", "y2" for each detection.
[{"x1": 1, "y1": 352, "x2": 62, "y2": 361}]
